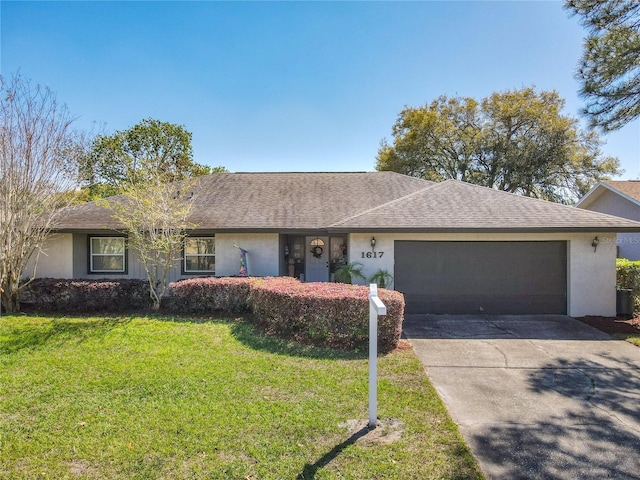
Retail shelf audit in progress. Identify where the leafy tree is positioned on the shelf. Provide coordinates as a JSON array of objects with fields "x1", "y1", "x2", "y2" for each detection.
[
  {"x1": 0, "y1": 74, "x2": 85, "y2": 312},
  {"x1": 86, "y1": 119, "x2": 223, "y2": 309},
  {"x1": 565, "y1": 0, "x2": 640, "y2": 131},
  {"x1": 81, "y1": 118, "x2": 224, "y2": 200},
  {"x1": 376, "y1": 87, "x2": 620, "y2": 203}
]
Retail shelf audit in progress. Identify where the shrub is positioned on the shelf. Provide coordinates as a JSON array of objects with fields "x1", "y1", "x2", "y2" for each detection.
[
  {"x1": 368, "y1": 268, "x2": 394, "y2": 289},
  {"x1": 167, "y1": 277, "x2": 254, "y2": 313},
  {"x1": 20, "y1": 276, "x2": 406, "y2": 353},
  {"x1": 20, "y1": 278, "x2": 151, "y2": 312},
  {"x1": 333, "y1": 262, "x2": 366, "y2": 284},
  {"x1": 616, "y1": 258, "x2": 640, "y2": 314},
  {"x1": 249, "y1": 278, "x2": 405, "y2": 352}
]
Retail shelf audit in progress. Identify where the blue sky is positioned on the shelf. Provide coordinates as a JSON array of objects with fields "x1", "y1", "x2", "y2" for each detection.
[{"x1": 2, "y1": 1, "x2": 639, "y2": 178}]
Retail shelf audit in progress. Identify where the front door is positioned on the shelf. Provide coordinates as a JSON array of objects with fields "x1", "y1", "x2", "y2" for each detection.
[{"x1": 305, "y1": 236, "x2": 329, "y2": 282}]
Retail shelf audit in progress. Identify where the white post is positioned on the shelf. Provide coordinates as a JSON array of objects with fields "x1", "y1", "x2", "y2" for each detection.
[{"x1": 369, "y1": 283, "x2": 386, "y2": 428}]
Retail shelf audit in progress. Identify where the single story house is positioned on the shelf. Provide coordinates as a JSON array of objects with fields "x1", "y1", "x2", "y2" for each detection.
[
  {"x1": 576, "y1": 180, "x2": 640, "y2": 260},
  {"x1": 34, "y1": 171, "x2": 640, "y2": 316}
]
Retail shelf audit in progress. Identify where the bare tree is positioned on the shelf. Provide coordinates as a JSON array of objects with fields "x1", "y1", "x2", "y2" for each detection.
[
  {"x1": 0, "y1": 74, "x2": 83, "y2": 312},
  {"x1": 101, "y1": 180, "x2": 196, "y2": 311}
]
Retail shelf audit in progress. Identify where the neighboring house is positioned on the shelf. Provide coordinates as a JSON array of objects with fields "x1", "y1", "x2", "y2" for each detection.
[
  {"x1": 34, "y1": 172, "x2": 640, "y2": 317},
  {"x1": 576, "y1": 180, "x2": 640, "y2": 260}
]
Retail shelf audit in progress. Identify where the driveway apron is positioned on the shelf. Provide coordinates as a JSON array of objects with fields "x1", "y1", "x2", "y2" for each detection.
[{"x1": 404, "y1": 315, "x2": 640, "y2": 480}]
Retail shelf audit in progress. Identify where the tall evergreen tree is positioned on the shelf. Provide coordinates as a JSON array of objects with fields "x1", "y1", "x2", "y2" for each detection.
[{"x1": 566, "y1": 0, "x2": 640, "y2": 131}]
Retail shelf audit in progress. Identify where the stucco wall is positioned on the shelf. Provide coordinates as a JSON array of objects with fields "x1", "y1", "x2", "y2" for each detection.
[
  {"x1": 215, "y1": 233, "x2": 280, "y2": 277},
  {"x1": 37, "y1": 231, "x2": 616, "y2": 316},
  {"x1": 580, "y1": 189, "x2": 640, "y2": 260},
  {"x1": 24, "y1": 233, "x2": 74, "y2": 279},
  {"x1": 69, "y1": 232, "x2": 281, "y2": 282},
  {"x1": 348, "y1": 232, "x2": 617, "y2": 317},
  {"x1": 567, "y1": 233, "x2": 617, "y2": 317}
]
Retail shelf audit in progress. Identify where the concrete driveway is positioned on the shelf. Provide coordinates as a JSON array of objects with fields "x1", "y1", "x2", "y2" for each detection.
[{"x1": 403, "y1": 315, "x2": 640, "y2": 480}]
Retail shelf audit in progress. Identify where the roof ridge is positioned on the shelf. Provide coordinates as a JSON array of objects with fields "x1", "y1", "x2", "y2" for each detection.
[
  {"x1": 328, "y1": 180, "x2": 439, "y2": 227},
  {"x1": 444, "y1": 179, "x2": 605, "y2": 213}
]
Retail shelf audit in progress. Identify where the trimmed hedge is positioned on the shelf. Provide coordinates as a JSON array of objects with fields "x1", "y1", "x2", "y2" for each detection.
[
  {"x1": 20, "y1": 278, "x2": 151, "y2": 312},
  {"x1": 20, "y1": 276, "x2": 406, "y2": 352},
  {"x1": 167, "y1": 277, "x2": 254, "y2": 313},
  {"x1": 616, "y1": 258, "x2": 640, "y2": 314},
  {"x1": 249, "y1": 278, "x2": 405, "y2": 353}
]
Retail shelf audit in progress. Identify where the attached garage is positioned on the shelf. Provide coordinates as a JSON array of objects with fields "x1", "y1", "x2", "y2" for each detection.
[{"x1": 395, "y1": 241, "x2": 567, "y2": 315}]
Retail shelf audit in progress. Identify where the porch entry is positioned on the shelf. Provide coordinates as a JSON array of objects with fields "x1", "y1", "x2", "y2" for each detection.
[
  {"x1": 283, "y1": 235, "x2": 347, "y2": 282},
  {"x1": 305, "y1": 236, "x2": 330, "y2": 282}
]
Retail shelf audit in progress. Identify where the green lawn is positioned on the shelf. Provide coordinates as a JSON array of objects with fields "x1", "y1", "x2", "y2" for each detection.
[
  {"x1": 626, "y1": 335, "x2": 640, "y2": 347},
  {"x1": 0, "y1": 314, "x2": 482, "y2": 479}
]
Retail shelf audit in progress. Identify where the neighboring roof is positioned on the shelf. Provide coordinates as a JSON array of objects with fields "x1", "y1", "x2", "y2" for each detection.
[
  {"x1": 603, "y1": 181, "x2": 640, "y2": 202},
  {"x1": 576, "y1": 180, "x2": 640, "y2": 209},
  {"x1": 57, "y1": 172, "x2": 640, "y2": 233}
]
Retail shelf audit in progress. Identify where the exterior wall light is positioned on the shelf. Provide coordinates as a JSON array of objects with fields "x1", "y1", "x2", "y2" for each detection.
[
  {"x1": 370, "y1": 236, "x2": 376, "y2": 251},
  {"x1": 591, "y1": 236, "x2": 599, "y2": 252}
]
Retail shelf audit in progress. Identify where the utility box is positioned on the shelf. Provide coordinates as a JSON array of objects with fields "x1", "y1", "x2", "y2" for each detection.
[{"x1": 616, "y1": 289, "x2": 634, "y2": 318}]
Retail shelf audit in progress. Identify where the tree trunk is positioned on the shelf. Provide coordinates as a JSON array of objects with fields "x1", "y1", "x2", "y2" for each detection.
[
  {"x1": 1, "y1": 288, "x2": 20, "y2": 313},
  {"x1": 148, "y1": 282, "x2": 161, "y2": 311},
  {"x1": 149, "y1": 280, "x2": 164, "y2": 311}
]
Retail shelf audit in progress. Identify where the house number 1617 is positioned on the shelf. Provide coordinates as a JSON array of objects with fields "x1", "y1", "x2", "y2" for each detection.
[{"x1": 361, "y1": 251, "x2": 384, "y2": 259}]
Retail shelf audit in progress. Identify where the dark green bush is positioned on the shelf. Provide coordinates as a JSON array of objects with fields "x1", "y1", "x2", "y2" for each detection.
[{"x1": 20, "y1": 278, "x2": 151, "y2": 312}]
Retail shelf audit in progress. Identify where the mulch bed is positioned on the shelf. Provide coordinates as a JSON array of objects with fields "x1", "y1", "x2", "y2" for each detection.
[{"x1": 576, "y1": 316, "x2": 640, "y2": 335}]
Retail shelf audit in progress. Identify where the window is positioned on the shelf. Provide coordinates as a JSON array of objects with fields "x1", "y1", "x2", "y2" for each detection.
[
  {"x1": 90, "y1": 237, "x2": 126, "y2": 273},
  {"x1": 184, "y1": 237, "x2": 215, "y2": 273}
]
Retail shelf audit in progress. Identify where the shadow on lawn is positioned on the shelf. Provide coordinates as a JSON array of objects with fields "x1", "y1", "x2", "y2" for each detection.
[
  {"x1": 0, "y1": 315, "x2": 131, "y2": 355},
  {"x1": 130, "y1": 312, "x2": 368, "y2": 360},
  {"x1": 229, "y1": 317, "x2": 367, "y2": 361},
  {"x1": 296, "y1": 425, "x2": 372, "y2": 480}
]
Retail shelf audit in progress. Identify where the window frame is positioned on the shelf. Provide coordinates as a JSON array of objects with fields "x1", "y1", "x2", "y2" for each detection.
[
  {"x1": 88, "y1": 236, "x2": 128, "y2": 274},
  {"x1": 183, "y1": 236, "x2": 216, "y2": 275}
]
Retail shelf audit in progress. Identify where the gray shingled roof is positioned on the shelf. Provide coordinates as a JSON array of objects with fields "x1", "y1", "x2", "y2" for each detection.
[
  {"x1": 56, "y1": 172, "x2": 640, "y2": 233},
  {"x1": 330, "y1": 179, "x2": 640, "y2": 232},
  {"x1": 57, "y1": 172, "x2": 431, "y2": 231}
]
